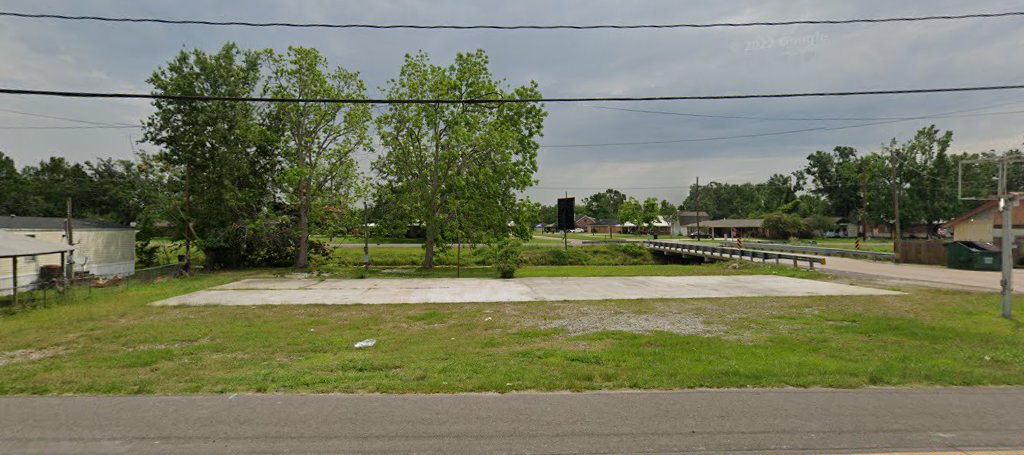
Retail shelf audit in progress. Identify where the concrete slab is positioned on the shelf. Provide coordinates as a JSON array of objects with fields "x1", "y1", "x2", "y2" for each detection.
[{"x1": 151, "y1": 275, "x2": 902, "y2": 306}]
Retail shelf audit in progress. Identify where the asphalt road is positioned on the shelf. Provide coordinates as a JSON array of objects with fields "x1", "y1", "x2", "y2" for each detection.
[
  {"x1": 819, "y1": 256, "x2": 1024, "y2": 293},
  {"x1": 2, "y1": 388, "x2": 1022, "y2": 454}
]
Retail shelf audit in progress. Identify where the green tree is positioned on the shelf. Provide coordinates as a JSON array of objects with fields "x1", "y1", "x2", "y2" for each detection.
[
  {"x1": 640, "y1": 197, "x2": 660, "y2": 238},
  {"x1": 264, "y1": 46, "x2": 372, "y2": 267},
  {"x1": 806, "y1": 214, "x2": 836, "y2": 237},
  {"x1": 763, "y1": 213, "x2": 807, "y2": 239},
  {"x1": 373, "y1": 50, "x2": 546, "y2": 268},
  {"x1": 802, "y1": 146, "x2": 862, "y2": 219},
  {"x1": 143, "y1": 43, "x2": 280, "y2": 267},
  {"x1": 583, "y1": 189, "x2": 628, "y2": 220},
  {"x1": 0, "y1": 151, "x2": 24, "y2": 216},
  {"x1": 617, "y1": 197, "x2": 641, "y2": 232},
  {"x1": 18, "y1": 157, "x2": 93, "y2": 217},
  {"x1": 537, "y1": 204, "x2": 557, "y2": 224},
  {"x1": 658, "y1": 199, "x2": 677, "y2": 219}
]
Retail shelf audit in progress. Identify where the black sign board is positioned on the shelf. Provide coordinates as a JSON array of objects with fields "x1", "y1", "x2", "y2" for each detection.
[{"x1": 557, "y1": 197, "x2": 575, "y2": 231}]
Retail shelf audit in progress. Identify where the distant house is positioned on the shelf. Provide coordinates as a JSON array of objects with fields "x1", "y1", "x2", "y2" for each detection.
[
  {"x1": 804, "y1": 216, "x2": 857, "y2": 238},
  {"x1": 590, "y1": 218, "x2": 622, "y2": 234},
  {"x1": 943, "y1": 197, "x2": 1024, "y2": 263},
  {"x1": 0, "y1": 216, "x2": 136, "y2": 290},
  {"x1": 687, "y1": 218, "x2": 764, "y2": 238},
  {"x1": 575, "y1": 216, "x2": 597, "y2": 231},
  {"x1": 671, "y1": 211, "x2": 710, "y2": 236}
]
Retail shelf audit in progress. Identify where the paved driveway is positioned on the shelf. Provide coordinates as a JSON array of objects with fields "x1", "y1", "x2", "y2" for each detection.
[{"x1": 151, "y1": 275, "x2": 900, "y2": 306}]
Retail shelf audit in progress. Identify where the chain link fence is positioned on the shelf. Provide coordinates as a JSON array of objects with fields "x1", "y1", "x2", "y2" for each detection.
[{"x1": 0, "y1": 263, "x2": 188, "y2": 309}]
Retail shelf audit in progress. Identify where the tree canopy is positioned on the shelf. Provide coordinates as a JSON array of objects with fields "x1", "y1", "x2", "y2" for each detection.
[{"x1": 373, "y1": 50, "x2": 546, "y2": 268}]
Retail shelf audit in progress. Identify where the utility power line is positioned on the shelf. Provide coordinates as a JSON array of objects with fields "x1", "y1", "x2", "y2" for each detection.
[
  {"x1": 0, "y1": 107, "x2": 137, "y2": 127},
  {"x1": 4, "y1": 83, "x2": 1024, "y2": 104},
  {"x1": 0, "y1": 125, "x2": 139, "y2": 130},
  {"x1": 1, "y1": 10, "x2": 1022, "y2": 30},
  {"x1": 545, "y1": 105, "x2": 1024, "y2": 148},
  {"x1": 5, "y1": 101, "x2": 1024, "y2": 132},
  {"x1": 586, "y1": 97, "x2": 1024, "y2": 121}
]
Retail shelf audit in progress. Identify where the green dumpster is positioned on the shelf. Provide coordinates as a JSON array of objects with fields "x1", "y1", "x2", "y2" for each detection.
[{"x1": 946, "y1": 241, "x2": 1001, "y2": 271}]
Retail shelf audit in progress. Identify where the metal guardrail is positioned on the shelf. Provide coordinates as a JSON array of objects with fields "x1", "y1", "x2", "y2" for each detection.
[
  {"x1": 646, "y1": 240, "x2": 826, "y2": 269},
  {"x1": 717, "y1": 241, "x2": 895, "y2": 261}
]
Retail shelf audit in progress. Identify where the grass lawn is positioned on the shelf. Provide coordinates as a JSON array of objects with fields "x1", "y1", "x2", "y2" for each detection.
[
  {"x1": 808, "y1": 238, "x2": 894, "y2": 253},
  {"x1": 1, "y1": 265, "x2": 1022, "y2": 394},
  {"x1": 554, "y1": 232, "x2": 690, "y2": 242},
  {"x1": 318, "y1": 244, "x2": 658, "y2": 270},
  {"x1": 318, "y1": 262, "x2": 821, "y2": 280},
  {"x1": 312, "y1": 235, "x2": 423, "y2": 244}
]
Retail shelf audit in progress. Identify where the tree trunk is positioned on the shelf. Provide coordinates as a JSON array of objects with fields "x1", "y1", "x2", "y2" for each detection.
[
  {"x1": 295, "y1": 195, "x2": 310, "y2": 268},
  {"x1": 423, "y1": 224, "x2": 436, "y2": 269}
]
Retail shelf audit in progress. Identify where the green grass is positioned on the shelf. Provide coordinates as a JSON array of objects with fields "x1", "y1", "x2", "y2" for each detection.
[
  {"x1": 318, "y1": 262, "x2": 821, "y2": 280},
  {"x1": 806, "y1": 239, "x2": 894, "y2": 253},
  {"x1": 552, "y1": 232, "x2": 690, "y2": 241},
  {"x1": 1, "y1": 266, "x2": 1022, "y2": 394},
  {"x1": 316, "y1": 244, "x2": 658, "y2": 271},
  {"x1": 311, "y1": 235, "x2": 423, "y2": 244}
]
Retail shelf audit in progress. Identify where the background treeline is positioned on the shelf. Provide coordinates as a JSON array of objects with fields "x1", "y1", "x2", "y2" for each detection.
[{"x1": 541, "y1": 126, "x2": 1021, "y2": 236}]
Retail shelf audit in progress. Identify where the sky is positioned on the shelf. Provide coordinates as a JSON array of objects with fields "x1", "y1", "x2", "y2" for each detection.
[{"x1": 1, "y1": 0, "x2": 1023, "y2": 205}]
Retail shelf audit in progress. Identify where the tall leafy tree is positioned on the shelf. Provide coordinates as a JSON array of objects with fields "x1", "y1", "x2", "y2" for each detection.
[
  {"x1": 373, "y1": 50, "x2": 546, "y2": 268},
  {"x1": 658, "y1": 199, "x2": 677, "y2": 218},
  {"x1": 802, "y1": 146, "x2": 862, "y2": 219},
  {"x1": 17, "y1": 157, "x2": 92, "y2": 216},
  {"x1": 264, "y1": 46, "x2": 372, "y2": 267},
  {"x1": 0, "y1": 150, "x2": 23, "y2": 216},
  {"x1": 583, "y1": 189, "x2": 628, "y2": 220},
  {"x1": 142, "y1": 43, "x2": 279, "y2": 267}
]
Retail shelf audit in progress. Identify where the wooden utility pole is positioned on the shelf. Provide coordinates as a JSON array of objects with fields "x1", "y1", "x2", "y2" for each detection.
[
  {"x1": 363, "y1": 201, "x2": 370, "y2": 272},
  {"x1": 11, "y1": 257, "x2": 17, "y2": 306},
  {"x1": 65, "y1": 198, "x2": 74, "y2": 282},
  {"x1": 183, "y1": 166, "x2": 192, "y2": 273},
  {"x1": 695, "y1": 176, "x2": 702, "y2": 241},
  {"x1": 889, "y1": 149, "x2": 902, "y2": 261},
  {"x1": 998, "y1": 157, "x2": 1014, "y2": 319}
]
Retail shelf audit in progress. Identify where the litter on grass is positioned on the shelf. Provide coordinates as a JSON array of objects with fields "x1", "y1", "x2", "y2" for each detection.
[{"x1": 354, "y1": 339, "x2": 377, "y2": 348}]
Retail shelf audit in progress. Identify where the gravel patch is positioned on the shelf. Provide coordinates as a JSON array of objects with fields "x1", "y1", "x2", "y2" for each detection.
[
  {"x1": 531, "y1": 304, "x2": 725, "y2": 336},
  {"x1": 0, "y1": 347, "x2": 65, "y2": 367}
]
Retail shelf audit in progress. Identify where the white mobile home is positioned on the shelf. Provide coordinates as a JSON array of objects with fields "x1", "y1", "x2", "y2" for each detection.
[{"x1": 0, "y1": 216, "x2": 135, "y2": 292}]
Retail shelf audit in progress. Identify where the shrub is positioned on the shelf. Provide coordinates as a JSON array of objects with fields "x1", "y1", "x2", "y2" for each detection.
[
  {"x1": 763, "y1": 213, "x2": 808, "y2": 240},
  {"x1": 135, "y1": 240, "x2": 160, "y2": 267},
  {"x1": 615, "y1": 243, "x2": 648, "y2": 257},
  {"x1": 493, "y1": 239, "x2": 522, "y2": 278}
]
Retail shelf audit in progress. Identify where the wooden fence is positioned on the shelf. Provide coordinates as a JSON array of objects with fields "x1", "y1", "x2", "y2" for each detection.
[{"x1": 895, "y1": 239, "x2": 948, "y2": 265}]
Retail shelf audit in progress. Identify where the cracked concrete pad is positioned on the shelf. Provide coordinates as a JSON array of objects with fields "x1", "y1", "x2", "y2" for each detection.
[{"x1": 151, "y1": 275, "x2": 902, "y2": 306}]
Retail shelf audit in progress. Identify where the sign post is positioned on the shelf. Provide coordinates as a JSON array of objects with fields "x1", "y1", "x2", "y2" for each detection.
[{"x1": 557, "y1": 196, "x2": 575, "y2": 251}]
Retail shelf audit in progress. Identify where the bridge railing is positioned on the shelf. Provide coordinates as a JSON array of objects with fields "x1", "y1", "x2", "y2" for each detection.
[
  {"x1": 645, "y1": 240, "x2": 827, "y2": 269},
  {"x1": 717, "y1": 241, "x2": 894, "y2": 261}
]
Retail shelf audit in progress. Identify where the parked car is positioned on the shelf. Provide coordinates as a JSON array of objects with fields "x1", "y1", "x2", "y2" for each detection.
[
  {"x1": 571, "y1": 228, "x2": 584, "y2": 233},
  {"x1": 689, "y1": 231, "x2": 712, "y2": 239}
]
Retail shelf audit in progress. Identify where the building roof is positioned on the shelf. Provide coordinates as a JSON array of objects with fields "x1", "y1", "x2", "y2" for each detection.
[
  {"x1": 803, "y1": 216, "x2": 850, "y2": 225},
  {"x1": 675, "y1": 211, "x2": 709, "y2": 218},
  {"x1": 0, "y1": 216, "x2": 133, "y2": 231},
  {"x1": 943, "y1": 200, "x2": 999, "y2": 228},
  {"x1": 686, "y1": 218, "x2": 764, "y2": 229},
  {"x1": 0, "y1": 230, "x2": 74, "y2": 259},
  {"x1": 592, "y1": 218, "x2": 620, "y2": 226},
  {"x1": 575, "y1": 215, "x2": 596, "y2": 223}
]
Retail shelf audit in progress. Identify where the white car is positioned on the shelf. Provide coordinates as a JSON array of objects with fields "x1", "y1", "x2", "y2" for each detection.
[{"x1": 571, "y1": 228, "x2": 584, "y2": 233}]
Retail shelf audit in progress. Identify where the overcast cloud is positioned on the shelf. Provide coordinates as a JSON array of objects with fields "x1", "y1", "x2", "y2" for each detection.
[{"x1": 1, "y1": 0, "x2": 1023, "y2": 204}]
